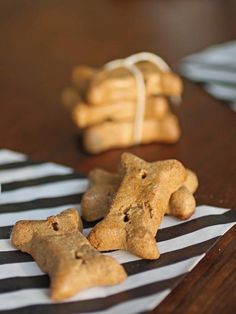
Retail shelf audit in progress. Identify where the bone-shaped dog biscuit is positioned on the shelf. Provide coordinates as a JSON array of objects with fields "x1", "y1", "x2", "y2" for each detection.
[
  {"x1": 62, "y1": 85, "x2": 170, "y2": 129},
  {"x1": 81, "y1": 169, "x2": 120, "y2": 222},
  {"x1": 88, "y1": 153, "x2": 186, "y2": 259},
  {"x1": 78, "y1": 62, "x2": 183, "y2": 106},
  {"x1": 82, "y1": 168, "x2": 198, "y2": 222},
  {"x1": 11, "y1": 208, "x2": 127, "y2": 300},
  {"x1": 83, "y1": 113, "x2": 180, "y2": 154},
  {"x1": 72, "y1": 96, "x2": 169, "y2": 128}
]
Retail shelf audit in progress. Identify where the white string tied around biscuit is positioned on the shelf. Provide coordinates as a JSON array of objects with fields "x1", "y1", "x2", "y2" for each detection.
[{"x1": 104, "y1": 52, "x2": 180, "y2": 145}]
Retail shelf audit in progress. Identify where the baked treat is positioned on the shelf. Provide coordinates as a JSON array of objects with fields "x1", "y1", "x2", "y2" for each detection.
[
  {"x1": 11, "y1": 208, "x2": 127, "y2": 300},
  {"x1": 81, "y1": 169, "x2": 120, "y2": 222},
  {"x1": 88, "y1": 153, "x2": 186, "y2": 259},
  {"x1": 82, "y1": 168, "x2": 198, "y2": 222},
  {"x1": 77, "y1": 62, "x2": 183, "y2": 106},
  {"x1": 166, "y1": 169, "x2": 198, "y2": 219},
  {"x1": 73, "y1": 96, "x2": 169, "y2": 128},
  {"x1": 83, "y1": 113, "x2": 180, "y2": 154}
]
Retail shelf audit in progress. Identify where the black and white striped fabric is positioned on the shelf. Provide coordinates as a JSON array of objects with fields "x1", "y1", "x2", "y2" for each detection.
[
  {"x1": 0, "y1": 149, "x2": 235, "y2": 314},
  {"x1": 180, "y1": 40, "x2": 236, "y2": 111}
]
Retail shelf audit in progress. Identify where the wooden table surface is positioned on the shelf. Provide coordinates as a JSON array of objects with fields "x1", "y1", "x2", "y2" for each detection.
[{"x1": 0, "y1": 0, "x2": 236, "y2": 313}]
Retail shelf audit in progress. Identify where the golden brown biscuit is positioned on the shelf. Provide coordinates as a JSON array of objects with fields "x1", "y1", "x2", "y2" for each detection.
[
  {"x1": 81, "y1": 169, "x2": 120, "y2": 221},
  {"x1": 85, "y1": 61, "x2": 183, "y2": 106},
  {"x1": 167, "y1": 186, "x2": 196, "y2": 220},
  {"x1": 166, "y1": 169, "x2": 198, "y2": 219},
  {"x1": 82, "y1": 168, "x2": 198, "y2": 222},
  {"x1": 11, "y1": 208, "x2": 127, "y2": 301},
  {"x1": 83, "y1": 113, "x2": 180, "y2": 154},
  {"x1": 88, "y1": 153, "x2": 186, "y2": 259},
  {"x1": 73, "y1": 96, "x2": 169, "y2": 128},
  {"x1": 183, "y1": 169, "x2": 198, "y2": 194}
]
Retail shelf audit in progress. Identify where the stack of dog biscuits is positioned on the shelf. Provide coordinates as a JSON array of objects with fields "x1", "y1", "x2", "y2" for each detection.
[{"x1": 62, "y1": 52, "x2": 183, "y2": 154}]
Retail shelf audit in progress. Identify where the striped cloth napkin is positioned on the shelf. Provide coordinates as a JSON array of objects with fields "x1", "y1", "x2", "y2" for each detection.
[
  {"x1": 180, "y1": 40, "x2": 236, "y2": 111},
  {"x1": 0, "y1": 149, "x2": 235, "y2": 314}
]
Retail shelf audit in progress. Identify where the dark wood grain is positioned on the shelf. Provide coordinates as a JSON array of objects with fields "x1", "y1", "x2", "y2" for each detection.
[
  {"x1": 154, "y1": 224, "x2": 236, "y2": 314},
  {"x1": 0, "y1": 0, "x2": 236, "y2": 312}
]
